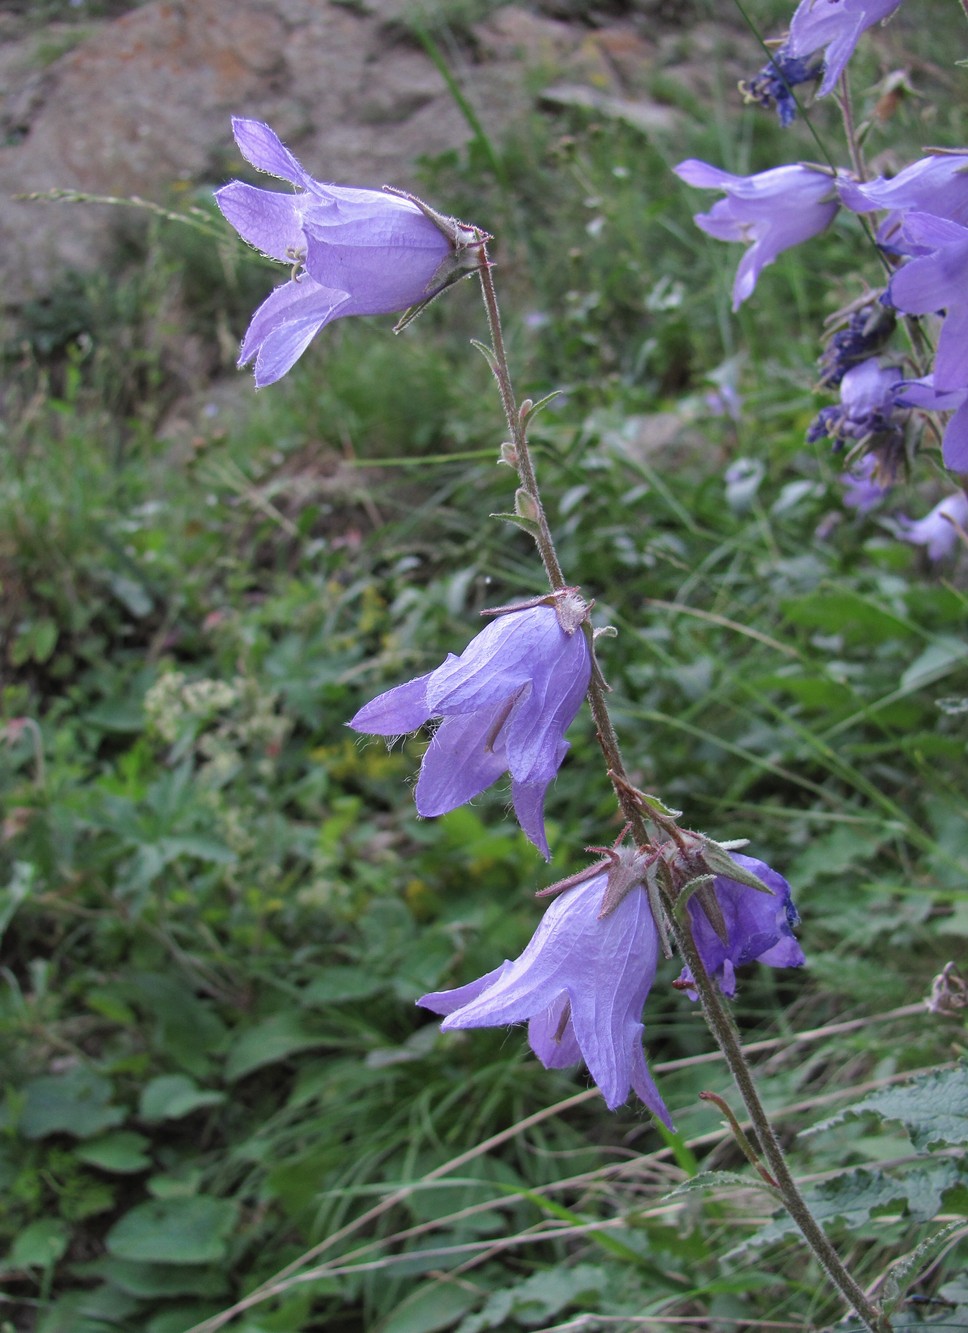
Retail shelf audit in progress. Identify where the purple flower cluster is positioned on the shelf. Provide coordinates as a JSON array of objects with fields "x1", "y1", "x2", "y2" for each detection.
[
  {"x1": 348, "y1": 599, "x2": 805, "y2": 1118},
  {"x1": 420, "y1": 847, "x2": 804, "y2": 1121}
]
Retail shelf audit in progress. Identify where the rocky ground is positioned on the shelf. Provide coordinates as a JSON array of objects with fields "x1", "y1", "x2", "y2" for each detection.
[{"x1": 0, "y1": 0, "x2": 749, "y2": 323}]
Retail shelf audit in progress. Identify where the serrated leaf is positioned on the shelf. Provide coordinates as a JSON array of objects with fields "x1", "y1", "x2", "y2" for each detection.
[
  {"x1": 808, "y1": 1062, "x2": 968, "y2": 1151},
  {"x1": 728, "y1": 1167, "x2": 907, "y2": 1256},
  {"x1": 666, "y1": 1169, "x2": 768, "y2": 1198},
  {"x1": 882, "y1": 1220, "x2": 967, "y2": 1315}
]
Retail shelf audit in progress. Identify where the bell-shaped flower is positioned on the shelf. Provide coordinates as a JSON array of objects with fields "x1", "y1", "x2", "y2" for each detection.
[
  {"x1": 419, "y1": 863, "x2": 673, "y2": 1122},
  {"x1": 885, "y1": 213, "x2": 968, "y2": 395},
  {"x1": 841, "y1": 454, "x2": 891, "y2": 512},
  {"x1": 807, "y1": 358, "x2": 904, "y2": 446},
  {"x1": 838, "y1": 154, "x2": 968, "y2": 254},
  {"x1": 216, "y1": 117, "x2": 478, "y2": 385},
  {"x1": 348, "y1": 598, "x2": 592, "y2": 859},
  {"x1": 674, "y1": 160, "x2": 839, "y2": 310},
  {"x1": 895, "y1": 491, "x2": 968, "y2": 561},
  {"x1": 677, "y1": 854, "x2": 805, "y2": 999},
  {"x1": 894, "y1": 375, "x2": 968, "y2": 474},
  {"x1": 787, "y1": 0, "x2": 904, "y2": 97}
]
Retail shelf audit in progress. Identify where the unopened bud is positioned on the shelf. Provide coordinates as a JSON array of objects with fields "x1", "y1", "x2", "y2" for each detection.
[
  {"x1": 500, "y1": 440, "x2": 518, "y2": 467},
  {"x1": 515, "y1": 487, "x2": 539, "y2": 522}
]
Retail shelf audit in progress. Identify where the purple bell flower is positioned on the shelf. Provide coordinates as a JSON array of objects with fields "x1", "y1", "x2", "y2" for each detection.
[
  {"x1": 838, "y1": 154, "x2": 968, "y2": 255},
  {"x1": 674, "y1": 160, "x2": 839, "y2": 310},
  {"x1": 677, "y1": 854, "x2": 805, "y2": 999},
  {"x1": 885, "y1": 213, "x2": 968, "y2": 395},
  {"x1": 895, "y1": 490, "x2": 968, "y2": 561},
  {"x1": 841, "y1": 454, "x2": 891, "y2": 512},
  {"x1": 807, "y1": 358, "x2": 904, "y2": 446},
  {"x1": 216, "y1": 117, "x2": 477, "y2": 386},
  {"x1": 787, "y1": 0, "x2": 904, "y2": 97},
  {"x1": 348, "y1": 598, "x2": 592, "y2": 859},
  {"x1": 894, "y1": 375, "x2": 968, "y2": 473},
  {"x1": 419, "y1": 865, "x2": 673, "y2": 1122}
]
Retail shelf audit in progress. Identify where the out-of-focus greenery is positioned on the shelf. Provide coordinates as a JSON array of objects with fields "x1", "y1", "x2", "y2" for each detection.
[{"x1": 1, "y1": 2, "x2": 966, "y2": 1331}]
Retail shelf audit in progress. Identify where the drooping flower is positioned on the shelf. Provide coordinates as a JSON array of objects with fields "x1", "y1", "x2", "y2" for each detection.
[
  {"x1": 674, "y1": 160, "x2": 839, "y2": 310},
  {"x1": 894, "y1": 376, "x2": 968, "y2": 473},
  {"x1": 348, "y1": 597, "x2": 592, "y2": 859},
  {"x1": 895, "y1": 490, "x2": 968, "y2": 561},
  {"x1": 419, "y1": 858, "x2": 672, "y2": 1122},
  {"x1": 841, "y1": 454, "x2": 892, "y2": 512},
  {"x1": 838, "y1": 154, "x2": 968, "y2": 254},
  {"x1": 677, "y1": 854, "x2": 805, "y2": 1000},
  {"x1": 787, "y1": 0, "x2": 905, "y2": 98},
  {"x1": 884, "y1": 213, "x2": 968, "y2": 394},
  {"x1": 740, "y1": 46, "x2": 822, "y2": 125},
  {"x1": 807, "y1": 358, "x2": 904, "y2": 447},
  {"x1": 215, "y1": 117, "x2": 478, "y2": 385}
]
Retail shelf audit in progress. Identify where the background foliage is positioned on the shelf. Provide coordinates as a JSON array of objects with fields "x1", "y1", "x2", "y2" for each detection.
[{"x1": 1, "y1": 1, "x2": 966, "y2": 1330}]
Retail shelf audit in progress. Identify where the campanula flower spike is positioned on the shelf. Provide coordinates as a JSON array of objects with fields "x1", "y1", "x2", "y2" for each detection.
[
  {"x1": 674, "y1": 160, "x2": 840, "y2": 310},
  {"x1": 420, "y1": 848, "x2": 673, "y2": 1123},
  {"x1": 348, "y1": 594, "x2": 592, "y2": 859},
  {"x1": 216, "y1": 117, "x2": 480, "y2": 385}
]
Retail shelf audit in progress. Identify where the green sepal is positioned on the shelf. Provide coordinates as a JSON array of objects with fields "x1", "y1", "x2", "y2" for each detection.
[
  {"x1": 639, "y1": 792, "x2": 684, "y2": 819},
  {"x1": 698, "y1": 839, "x2": 773, "y2": 894},
  {"x1": 672, "y1": 873, "x2": 716, "y2": 925}
]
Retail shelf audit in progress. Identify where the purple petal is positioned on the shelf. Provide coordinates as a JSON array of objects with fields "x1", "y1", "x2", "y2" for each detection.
[
  {"x1": 215, "y1": 181, "x2": 306, "y2": 263},
  {"x1": 237, "y1": 278, "x2": 352, "y2": 387},
  {"x1": 509, "y1": 777, "x2": 552, "y2": 860},
  {"x1": 414, "y1": 708, "x2": 510, "y2": 817},
  {"x1": 420, "y1": 962, "x2": 512, "y2": 1016},
  {"x1": 231, "y1": 116, "x2": 317, "y2": 190},
  {"x1": 348, "y1": 672, "x2": 434, "y2": 735},
  {"x1": 943, "y1": 400, "x2": 968, "y2": 472},
  {"x1": 528, "y1": 997, "x2": 583, "y2": 1069}
]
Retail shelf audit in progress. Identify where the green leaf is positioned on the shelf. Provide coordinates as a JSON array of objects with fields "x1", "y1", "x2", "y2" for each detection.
[
  {"x1": 106, "y1": 1196, "x2": 238, "y2": 1265},
  {"x1": 20, "y1": 1067, "x2": 125, "y2": 1140},
  {"x1": 729, "y1": 1167, "x2": 907, "y2": 1255},
  {"x1": 224, "y1": 1011, "x2": 330, "y2": 1082},
  {"x1": 6, "y1": 1218, "x2": 70, "y2": 1270},
  {"x1": 76, "y1": 1256, "x2": 229, "y2": 1299},
  {"x1": 139, "y1": 1074, "x2": 226, "y2": 1123},
  {"x1": 75, "y1": 1131, "x2": 152, "y2": 1174},
  {"x1": 882, "y1": 1221, "x2": 967, "y2": 1315},
  {"x1": 377, "y1": 1282, "x2": 478, "y2": 1333},
  {"x1": 302, "y1": 967, "x2": 387, "y2": 1005},
  {"x1": 808, "y1": 1061, "x2": 968, "y2": 1151},
  {"x1": 488, "y1": 511, "x2": 541, "y2": 540}
]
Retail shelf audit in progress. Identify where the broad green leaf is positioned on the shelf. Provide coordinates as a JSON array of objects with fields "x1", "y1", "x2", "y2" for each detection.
[
  {"x1": 6, "y1": 1218, "x2": 70, "y2": 1270},
  {"x1": 75, "y1": 1131, "x2": 152, "y2": 1174},
  {"x1": 20, "y1": 1067, "x2": 125, "y2": 1141},
  {"x1": 729, "y1": 1167, "x2": 907, "y2": 1255},
  {"x1": 139, "y1": 1074, "x2": 226, "y2": 1122},
  {"x1": 76, "y1": 1256, "x2": 229, "y2": 1299},
  {"x1": 809, "y1": 1062, "x2": 968, "y2": 1151},
  {"x1": 377, "y1": 1282, "x2": 478, "y2": 1333},
  {"x1": 224, "y1": 1011, "x2": 330, "y2": 1082},
  {"x1": 106, "y1": 1196, "x2": 238, "y2": 1265}
]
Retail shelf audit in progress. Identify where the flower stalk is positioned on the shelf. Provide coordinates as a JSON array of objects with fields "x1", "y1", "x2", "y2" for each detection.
[{"x1": 473, "y1": 253, "x2": 891, "y2": 1333}]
